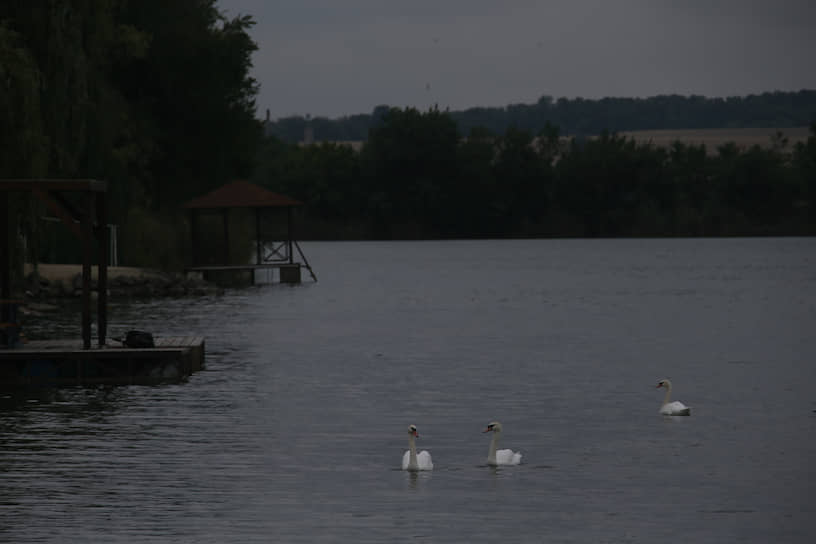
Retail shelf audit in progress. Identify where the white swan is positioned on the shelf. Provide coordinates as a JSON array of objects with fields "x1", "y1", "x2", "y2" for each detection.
[
  {"x1": 402, "y1": 424, "x2": 433, "y2": 471},
  {"x1": 483, "y1": 421, "x2": 522, "y2": 466},
  {"x1": 656, "y1": 379, "x2": 691, "y2": 416}
]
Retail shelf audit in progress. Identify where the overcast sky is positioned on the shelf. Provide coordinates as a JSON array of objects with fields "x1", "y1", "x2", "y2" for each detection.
[{"x1": 217, "y1": 0, "x2": 816, "y2": 120}]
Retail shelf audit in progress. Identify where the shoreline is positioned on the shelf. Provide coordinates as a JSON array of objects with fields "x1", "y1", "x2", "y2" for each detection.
[
  {"x1": 21, "y1": 263, "x2": 222, "y2": 300},
  {"x1": 24, "y1": 263, "x2": 164, "y2": 283}
]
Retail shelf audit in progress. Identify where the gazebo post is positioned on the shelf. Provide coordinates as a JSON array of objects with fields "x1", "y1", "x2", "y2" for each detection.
[
  {"x1": 255, "y1": 207, "x2": 262, "y2": 265},
  {"x1": 287, "y1": 207, "x2": 294, "y2": 264}
]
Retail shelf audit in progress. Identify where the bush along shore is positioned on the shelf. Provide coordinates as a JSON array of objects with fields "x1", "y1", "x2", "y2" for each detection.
[{"x1": 21, "y1": 270, "x2": 224, "y2": 302}]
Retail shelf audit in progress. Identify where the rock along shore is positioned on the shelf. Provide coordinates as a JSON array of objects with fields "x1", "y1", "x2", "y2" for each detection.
[{"x1": 21, "y1": 263, "x2": 223, "y2": 300}]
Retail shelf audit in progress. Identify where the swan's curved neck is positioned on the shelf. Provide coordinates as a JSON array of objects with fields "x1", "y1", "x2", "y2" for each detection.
[
  {"x1": 408, "y1": 434, "x2": 418, "y2": 469},
  {"x1": 662, "y1": 383, "x2": 672, "y2": 406},
  {"x1": 488, "y1": 433, "x2": 499, "y2": 465}
]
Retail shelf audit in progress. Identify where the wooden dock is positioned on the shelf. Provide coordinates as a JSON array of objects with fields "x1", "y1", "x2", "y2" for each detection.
[{"x1": 0, "y1": 337, "x2": 205, "y2": 387}]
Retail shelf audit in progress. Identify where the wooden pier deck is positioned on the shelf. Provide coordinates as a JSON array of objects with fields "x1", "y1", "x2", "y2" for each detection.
[{"x1": 0, "y1": 337, "x2": 205, "y2": 387}]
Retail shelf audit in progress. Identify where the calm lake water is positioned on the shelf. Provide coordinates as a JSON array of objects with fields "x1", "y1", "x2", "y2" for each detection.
[{"x1": 2, "y1": 238, "x2": 815, "y2": 543}]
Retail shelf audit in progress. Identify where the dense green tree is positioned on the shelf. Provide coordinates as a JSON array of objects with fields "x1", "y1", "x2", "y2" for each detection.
[
  {"x1": 1, "y1": 0, "x2": 262, "y2": 270},
  {"x1": 360, "y1": 106, "x2": 459, "y2": 237},
  {"x1": 253, "y1": 138, "x2": 364, "y2": 237},
  {"x1": 664, "y1": 142, "x2": 711, "y2": 234},
  {"x1": 491, "y1": 127, "x2": 551, "y2": 235},
  {"x1": 792, "y1": 123, "x2": 816, "y2": 228},
  {"x1": 253, "y1": 111, "x2": 815, "y2": 240},
  {"x1": 453, "y1": 127, "x2": 501, "y2": 236},
  {"x1": 113, "y1": 0, "x2": 261, "y2": 210},
  {"x1": 0, "y1": 21, "x2": 46, "y2": 177}
]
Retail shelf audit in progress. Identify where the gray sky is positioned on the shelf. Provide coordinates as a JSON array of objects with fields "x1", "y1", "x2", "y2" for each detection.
[{"x1": 217, "y1": 0, "x2": 816, "y2": 120}]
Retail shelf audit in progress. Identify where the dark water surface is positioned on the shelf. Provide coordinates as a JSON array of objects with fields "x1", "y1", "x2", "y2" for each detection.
[{"x1": 2, "y1": 238, "x2": 815, "y2": 543}]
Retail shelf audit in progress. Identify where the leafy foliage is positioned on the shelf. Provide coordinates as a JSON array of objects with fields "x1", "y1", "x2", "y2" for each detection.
[
  {"x1": 1, "y1": 0, "x2": 261, "y2": 266},
  {"x1": 255, "y1": 110, "x2": 816, "y2": 239}
]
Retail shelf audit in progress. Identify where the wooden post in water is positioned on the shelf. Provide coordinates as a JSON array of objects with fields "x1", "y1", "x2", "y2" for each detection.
[
  {"x1": 190, "y1": 208, "x2": 200, "y2": 266},
  {"x1": 0, "y1": 191, "x2": 9, "y2": 304},
  {"x1": 255, "y1": 208, "x2": 262, "y2": 265},
  {"x1": 81, "y1": 191, "x2": 93, "y2": 349},
  {"x1": 96, "y1": 191, "x2": 108, "y2": 346}
]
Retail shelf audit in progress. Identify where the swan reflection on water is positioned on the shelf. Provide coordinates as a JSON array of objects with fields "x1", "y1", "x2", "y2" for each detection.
[{"x1": 407, "y1": 469, "x2": 419, "y2": 490}]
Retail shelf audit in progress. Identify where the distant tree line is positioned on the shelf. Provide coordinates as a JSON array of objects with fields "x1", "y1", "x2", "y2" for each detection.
[
  {"x1": 255, "y1": 108, "x2": 816, "y2": 239},
  {"x1": 264, "y1": 91, "x2": 816, "y2": 143}
]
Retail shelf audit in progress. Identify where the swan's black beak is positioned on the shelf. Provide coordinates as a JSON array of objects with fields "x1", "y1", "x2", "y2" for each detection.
[{"x1": 483, "y1": 427, "x2": 491, "y2": 433}]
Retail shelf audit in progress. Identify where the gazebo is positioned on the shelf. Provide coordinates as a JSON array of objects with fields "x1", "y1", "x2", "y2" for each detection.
[{"x1": 183, "y1": 180, "x2": 315, "y2": 283}]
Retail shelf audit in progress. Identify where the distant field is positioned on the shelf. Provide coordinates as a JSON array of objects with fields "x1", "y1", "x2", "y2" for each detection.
[{"x1": 618, "y1": 126, "x2": 811, "y2": 152}]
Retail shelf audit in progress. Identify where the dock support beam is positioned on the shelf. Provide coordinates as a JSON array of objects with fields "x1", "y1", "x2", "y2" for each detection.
[
  {"x1": 190, "y1": 208, "x2": 200, "y2": 267},
  {"x1": 287, "y1": 207, "x2": 294, "y2": 264},
  {"x1": 1, "y1": 191, "x2": 9, "y2": 303},
  {"x1": 97, "y1": 192, "x2": 108, "y2": 346},
  {"x1": 81, "y1": 191, "x2": 93, "y2": 349}
]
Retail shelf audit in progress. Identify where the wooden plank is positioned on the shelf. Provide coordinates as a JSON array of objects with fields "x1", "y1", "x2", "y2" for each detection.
[
  {"x1": 186, "y1": 263, "x2": 299, "y2": 271},
  {"x1": 0, "y1": 337, "x2": 205, "y2": 387},
  {"x1": 2, "y1": 338, "x2": 205, "y2": 357}
]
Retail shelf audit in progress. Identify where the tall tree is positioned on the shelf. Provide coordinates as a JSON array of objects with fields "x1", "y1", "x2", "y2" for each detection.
[
  {"x1": 361, "y1": 107, "x2": 459, "y2": 237},
  {"x1": 113, "y1": 0, "x2": 261, "y2": 209}
]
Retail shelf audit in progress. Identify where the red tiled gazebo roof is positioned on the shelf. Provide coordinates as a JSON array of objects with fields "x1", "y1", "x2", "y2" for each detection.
[{"x1": 183, "y1": 180, "x2": 302, "y2": 209}]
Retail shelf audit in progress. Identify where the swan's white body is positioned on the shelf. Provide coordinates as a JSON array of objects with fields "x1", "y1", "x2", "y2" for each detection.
[
  {"x1": 483, "y1": 421, "x2": 522, "y2": 466},
  {"x1": 657, "y1": 379, "x2": 691, "y2": 416},
  {"x1": 402, "y1": 424, "x2": 433, "y2": 471}
]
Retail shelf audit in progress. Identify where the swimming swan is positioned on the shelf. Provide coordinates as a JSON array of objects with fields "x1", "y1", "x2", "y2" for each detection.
[
  {"x1": 483, "y1": 421, "x2": 522, "y2": 466},
  {"x1": 656, "y1": 379, "x2": 691, "y2": 416},
  {"x1": 402, "y1": 424, "x2": 433, "y2": 471}
]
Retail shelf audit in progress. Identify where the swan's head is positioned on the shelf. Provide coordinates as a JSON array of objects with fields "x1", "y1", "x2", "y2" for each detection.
[
  {"x1": 483, "y1": 421, "x2": 502, "y2": 434},
  {"x1": 408, "y1": 424, "x2": 419, "y2": 437},
  {"x1": 656, "y1": 379, "x2": 672, "y2": 389}
]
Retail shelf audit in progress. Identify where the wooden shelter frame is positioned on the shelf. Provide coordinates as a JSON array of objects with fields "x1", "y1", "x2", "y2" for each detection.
[
  {"x1": 183, "y1": 181, "x2": 316, "y2": 282},
  {"x1": 1, "y1": 179, "x2": 109, "y2": 349}
]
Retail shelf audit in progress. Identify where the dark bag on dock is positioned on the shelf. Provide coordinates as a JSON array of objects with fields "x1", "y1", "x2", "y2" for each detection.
[{"x1": 124, "y1": 330, "x2": 155, "y2": 348}]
